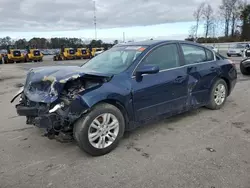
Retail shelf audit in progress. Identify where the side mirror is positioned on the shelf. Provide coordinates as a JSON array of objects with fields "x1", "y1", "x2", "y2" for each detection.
[{"x1": 135, "y1": 65, "x2": 159, "y2": 80}]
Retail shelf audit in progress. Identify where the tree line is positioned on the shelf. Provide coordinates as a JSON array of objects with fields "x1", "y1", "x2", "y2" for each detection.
[
  {"x1": 0, "y1": 37, "x2": 119, "y2": 50},
  {"x1": 185, "y1": 0, "x2": 250, "y2": 42}
]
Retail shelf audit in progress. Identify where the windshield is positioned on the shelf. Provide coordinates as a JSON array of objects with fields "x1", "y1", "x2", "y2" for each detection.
[
  {"x1": 234, "y1": 44, "x2": 245, "y2": 48},
  {"x1": 80, "y1": 45, "x2": 147, "y2": 74}
]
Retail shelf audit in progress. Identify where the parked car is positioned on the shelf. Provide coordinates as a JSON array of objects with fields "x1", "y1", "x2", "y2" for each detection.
[
  {"x1": 227, "y1": 43, "x2": 249, "y2": 57},
  {"x1": 11, "y1": 40, "x2": 237, "y2": 156},
  {"x1": 94, "y1": 49, "x2": 104, "y2": 56},
  {"x1": 240, "y1": 58, "x2": 250, "y2": 75},
  {"x1": 205, "y1": 45, "x2": 218, "y2": 53}
]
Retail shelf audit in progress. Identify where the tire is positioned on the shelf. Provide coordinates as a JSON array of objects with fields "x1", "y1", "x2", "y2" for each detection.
[
  {"x1": 240, "y1": 61, "x2": 250, "y2": 75},
  {"x1": 227, "y1": 54, "x2": 231, "y2": 57},
  {"x1": 206, "y1": 79, "x2": 228, "y2": 110},
  {"x1": 73, "y1": 103, "x2": 125, "y2": 156}
]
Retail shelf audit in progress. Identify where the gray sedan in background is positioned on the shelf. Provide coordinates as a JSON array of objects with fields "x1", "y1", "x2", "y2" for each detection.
[{"x1": 227, "y1": 43, "x2": 249, "y2": 57}]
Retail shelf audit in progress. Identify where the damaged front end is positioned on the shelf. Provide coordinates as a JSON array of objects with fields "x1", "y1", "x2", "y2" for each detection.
[{"x1": 11, "y1": 66, "x2": 112, "y2": 141}]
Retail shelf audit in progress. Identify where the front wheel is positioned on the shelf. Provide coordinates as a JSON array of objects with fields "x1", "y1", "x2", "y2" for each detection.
[
  {"x1": 206, "y1": 79, "x2": 228, "y2": 110},
  {"x1": 73, "y1": 103, "x2": 125, "y2": 156}
]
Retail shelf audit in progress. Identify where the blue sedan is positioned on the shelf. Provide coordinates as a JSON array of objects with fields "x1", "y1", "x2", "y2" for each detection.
[{"x1": 11, "y1": 40, "x2": 237, "y2": 156}]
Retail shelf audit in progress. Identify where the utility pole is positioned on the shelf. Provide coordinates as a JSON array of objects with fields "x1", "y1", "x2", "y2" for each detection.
[
  {"x1": 93, "y1": 0, "x2": 97, "y2": 40},
  {"x1": 123, "y1": 32, "x2": 125, "y2": 42}
]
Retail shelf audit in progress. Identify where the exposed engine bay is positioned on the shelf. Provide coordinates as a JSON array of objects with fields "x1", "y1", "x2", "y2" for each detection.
[{"x1": 11, "y1": 68, "x2": 111, "y2": 141}]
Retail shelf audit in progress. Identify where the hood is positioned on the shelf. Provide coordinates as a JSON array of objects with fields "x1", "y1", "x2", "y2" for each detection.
[{"x1": 24, "y1": 66, "x2": 113, "y2": 103}]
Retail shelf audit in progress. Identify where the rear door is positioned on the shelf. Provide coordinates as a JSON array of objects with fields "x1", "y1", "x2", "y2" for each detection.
[
  {"x1": 179, "y1": 43, "x2": 219, "y2": 107},
  {"x1": 131, "y1": 43, "x2": 189, "y2": 121}
]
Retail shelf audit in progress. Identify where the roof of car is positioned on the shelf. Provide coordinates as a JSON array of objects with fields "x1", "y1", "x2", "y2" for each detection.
[{"x1": 114, "y1": 40, "x2": 202, "y2": 47}]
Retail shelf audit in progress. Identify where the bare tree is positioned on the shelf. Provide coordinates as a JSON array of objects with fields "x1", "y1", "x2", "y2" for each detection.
[
  {"x1": 231, "y1": 0, "x2": 245, "y2": 36},
  {"x1": 193, "y1": 2, "x2": 205, "y2": 39},
  {"x1": 189, "y1": 25, "x2": 197, "y2": 38},
  {"x1": 219, "y1": 0, "x2": 240, "y2": 37},
  {"x1": 202, "y1": 3, "x2": 214, "y2": 38}
]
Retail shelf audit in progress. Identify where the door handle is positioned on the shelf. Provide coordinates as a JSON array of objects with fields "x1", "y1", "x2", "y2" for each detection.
[
  {"x1": 210, "y1": 66, "x2": 216, "y2": 71},
  {"x1": 174, "y1": 76, "x2": 185, "y2": 83}
]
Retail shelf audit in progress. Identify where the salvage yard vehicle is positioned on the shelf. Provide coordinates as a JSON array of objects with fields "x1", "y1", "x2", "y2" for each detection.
[
  {"x1": 53, "y1": 46, "x2": 76, "y2": 61},
  {"x1": 25, "y1": 46, "x2": 43, "y2": 62},
  {"x1": 240, "y1": 45, "x2": 250, "y2": 75},
  {"x1": 11, "y1": 40, "x2": 237, "y2": 156},
  {"x1": 240, "y1": 58, "x2": 250, "y2": 75},
  {"x1": 75, "y1": 48, "x2": 91, "y2": 59},
  {"x1": 1, "y1": 46, "x2": 25, "y2": 64}
]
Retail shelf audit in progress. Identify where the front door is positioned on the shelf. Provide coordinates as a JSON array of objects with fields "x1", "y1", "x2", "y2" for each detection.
[{"x1": 131, "y1": 43, "x2": 188, "y2": 121}]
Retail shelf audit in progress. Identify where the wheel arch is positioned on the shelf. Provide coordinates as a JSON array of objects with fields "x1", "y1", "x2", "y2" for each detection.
[
  {"x1": 209, "y1": 76, "x2": 231, "y2": 97},
  {"x1": 91, "y1": 99, "x2": 130, "y2": 130},
  {"x1": 220, "y1": 76, "x2": 231, "y2": 96}
]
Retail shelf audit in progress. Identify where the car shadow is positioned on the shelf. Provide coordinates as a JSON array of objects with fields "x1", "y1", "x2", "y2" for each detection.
[{"x1": 123, "y1": 107, "x2": 206, "y2": 140}]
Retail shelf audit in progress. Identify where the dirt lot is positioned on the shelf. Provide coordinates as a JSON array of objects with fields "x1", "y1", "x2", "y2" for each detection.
[{"x1": 0, "y1": 56, "x2": 250, "y2": 188}]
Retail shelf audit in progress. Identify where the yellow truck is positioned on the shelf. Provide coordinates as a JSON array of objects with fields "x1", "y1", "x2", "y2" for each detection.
[
  {"x1": 53, "y1": 46, "x2": 76, "y2": 61},
  {"x1": 1, "y1": 46, "x2": 25, "y2": 64},
  {"x1": 75, "y1": 48, "x2": 92, "y2": 59},
  {"x1": 25, "y1": 46, "x2": 43, "y2": 62}
]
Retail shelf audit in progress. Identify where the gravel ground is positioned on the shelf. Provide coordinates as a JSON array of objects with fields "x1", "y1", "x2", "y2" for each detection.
[{"x1": 0, "y1": 56, "x2": 250, "y2": 188}]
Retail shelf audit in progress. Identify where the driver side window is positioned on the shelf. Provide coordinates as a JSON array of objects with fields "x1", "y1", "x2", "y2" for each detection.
[{"x1": 141, "y1": 43, "x2": 180, "y2": 70}]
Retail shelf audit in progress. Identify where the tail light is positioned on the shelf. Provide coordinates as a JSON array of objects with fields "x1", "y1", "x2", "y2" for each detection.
[{"x1": 228, "y1": 59, "x2": 236, "y2": 68}]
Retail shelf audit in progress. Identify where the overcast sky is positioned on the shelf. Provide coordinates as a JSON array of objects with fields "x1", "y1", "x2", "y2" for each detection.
[{"x1": 0, "y1": 0, "x2": 228, "y2": 41}]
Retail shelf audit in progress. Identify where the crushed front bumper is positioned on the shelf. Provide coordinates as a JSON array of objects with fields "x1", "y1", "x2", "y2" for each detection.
[
  {"x1": 15, "y1": 101, "x2": 59, "y2": 129},
  {"x1": 11, "y1": 89, "x2": 60, "y2": 129}
]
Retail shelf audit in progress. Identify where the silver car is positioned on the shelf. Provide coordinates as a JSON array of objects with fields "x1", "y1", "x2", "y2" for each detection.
[{"x1": 227, "y1": 43, "x2": 248, "y2": 57}]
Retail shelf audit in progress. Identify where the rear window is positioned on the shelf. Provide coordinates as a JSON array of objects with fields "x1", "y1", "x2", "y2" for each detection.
[
  {"x1": 33, "y1": 50, "x2": 40, "y2": 56},
  {"x1": 13, "y1": 50, "x2": 21, "y2": 56},
  {"x1": 69, "y1": 49, "x2": 75, "y2": 54},
  {"x1": 205, "y1": 49, "x2": 214, "y2": 61},
  {"x1": 82, "y1": 49, "x2": 87, "y2": 54}
]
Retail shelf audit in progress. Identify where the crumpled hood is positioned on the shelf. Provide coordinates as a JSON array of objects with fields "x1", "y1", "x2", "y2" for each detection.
[{"x1": 24, "y1": 66, "x2": 112, "y2": 103}]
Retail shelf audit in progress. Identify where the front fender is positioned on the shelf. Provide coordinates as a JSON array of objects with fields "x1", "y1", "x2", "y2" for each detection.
[
  {"x1": 241, "y1": 58, "x2": 250, "y2": 68},
  {"x1": 77, "y1": 82, "x2": 134, "y2": 121}
]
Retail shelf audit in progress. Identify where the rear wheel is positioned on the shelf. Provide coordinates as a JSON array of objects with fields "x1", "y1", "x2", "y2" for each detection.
[
  {"x1": 206, "y1": 79, "x2": 228, "y2": 110},
  {"x1": 227, "y1": 54, "x2": 231, "y2": 57},
  {"x1": 73, "y1": 103, "x2": 125, "y2": 156}
]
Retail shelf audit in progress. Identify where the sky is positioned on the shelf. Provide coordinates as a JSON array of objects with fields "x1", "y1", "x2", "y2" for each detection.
[{"x1": 0, "y1": 0, "x2": 227, "y2": 42}]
